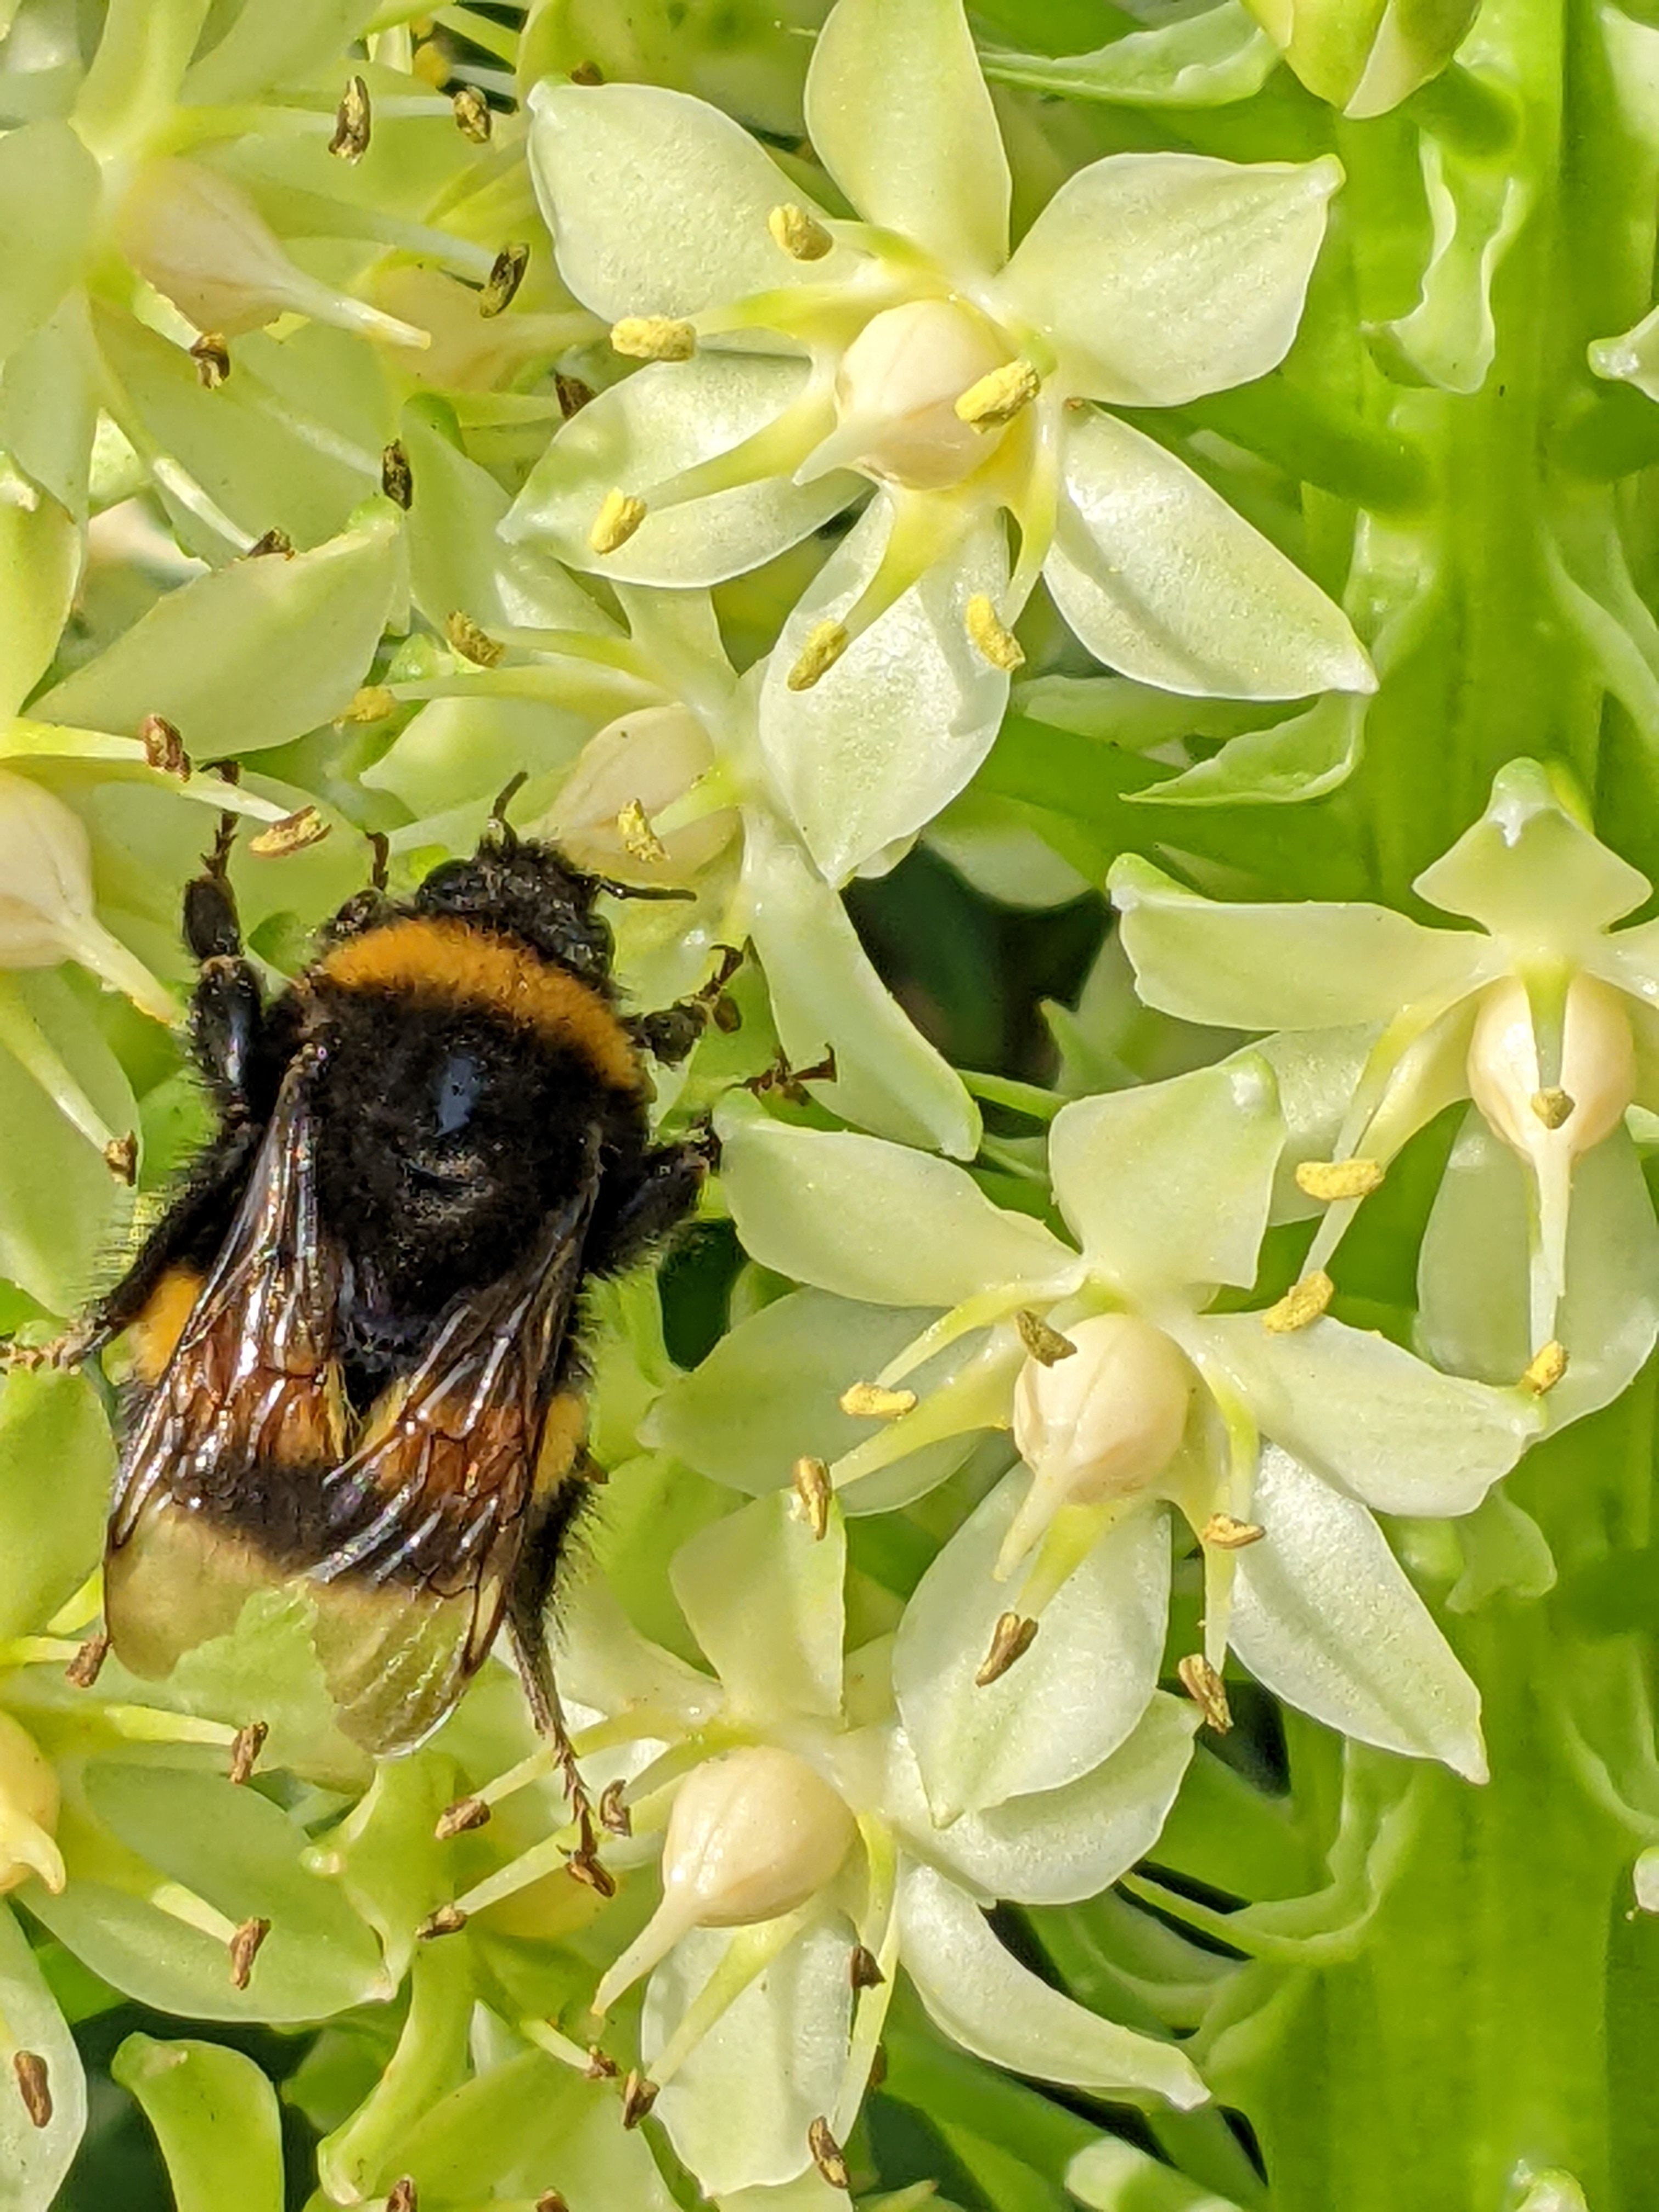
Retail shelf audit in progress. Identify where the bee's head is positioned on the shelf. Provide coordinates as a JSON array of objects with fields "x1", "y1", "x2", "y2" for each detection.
[{"x1": 415, "y1": 828, "x2": 617, "y2": 985}]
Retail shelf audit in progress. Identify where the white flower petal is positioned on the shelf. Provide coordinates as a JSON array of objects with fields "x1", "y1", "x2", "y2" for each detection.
[
  {"x1": 645, "y1": 1288, "x2": 978, "y2": 1510},
  {"x1": 805, "y1": 0, "x2": 1010, "y2": 272},
  {"x1": 504, "y1": 353, "x2": 853, "y2": 587},
  {"x1": 1418, "y1": 1109, "x2": 1659, "y2": 1430},
  {"x1": 1110, "y1": 854, "x2": 1486, "y2": 1029},
  {"x1": 759, "y1": 501, "x2": 1010, "y2": 883},
  {"x1": 1049, "y1": 1057, "x2": 1282, "y2": 1293},
  {"x1": 894, "y1": 1473, "x2": 1170, "y2": 1816},
  {"x1": 1413, "y1": 756, "x2": 1650, "y2": 939},
  {"x1": 557, "y1": 1574, "x2": 723, "y2": 1730},
  {"x1": 0, "y1": 1904, "x2": 85, "y2": 2212},
  {"x1": 38, "y1": 512, "x2": 401, "y2": 755},
  {"x1": 1249, "y1": 1028, "x2": 1380, "y2": 1220},
  {"x1": 645, "y1": 1919, "x2": 854, "y2": 2195},
  {"x1": 1045, "y1": 411, "x2": 1375, "y2": 699},
  {"x1": 528, "y1": 80, "x2": 842, "y2": 320},
  {"x1": 670, "y1": 1491, "x2": 846, "y2": 1722},
  {"x1": 1190, "y1": 1310, "x2": 1537, "y2": 1517},
  {"x1": 896, "y1": 1863, "x2": 1207, "y2": 2107},
  {"x1": 715, "y1": 1094, "x2": 1075, "y2": 1308},
  {"x1": 738, "y1": 817, "x2": 983, "y2": 1156},
  {"x1": 887, "y1": 1695, "x2": 1198, "y2": 1905},
  {"x1": 1228, "y1": 1443, "x2": 1487, "y2": 1781},
  {"x1": 1003, "y1": 153, "x2": 1341, "y2": 408}
]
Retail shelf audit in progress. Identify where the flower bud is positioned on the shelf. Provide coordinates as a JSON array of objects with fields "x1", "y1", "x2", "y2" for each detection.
[
  {"x1": 832, "y1": 301, "x2": 1013, "y2": 492},
  {"x1": 1466, "y1": 973, "x2": 1635, "y2": 1167},
  {"x1": 1002, "y1": 1312, "x2": 1192, "y2": 1577},
  {"x1": 549, "y1": 705, "x2": 736, "y2": 884},
  {"x1": 592, "y1": 1746, "x2": 855, "y2": 2015},
  {"x1": 0, "y1": 1711, "x2": 64, "y2": 1896},
  {"x1": 1241, "y1": 0, "x2": 1479, "y2": 119},
  {"x1": 115, "y1": 158, "x2": 427, "y2": 346},
  {"x1": 0, "y1": 771, "x2": 174, "y2": 1019}
]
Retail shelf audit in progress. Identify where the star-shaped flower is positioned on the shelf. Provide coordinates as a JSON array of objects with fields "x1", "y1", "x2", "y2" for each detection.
[
  {"x1": 478, "y1": 1490, "x2": 1209, "y2": 2198},
  {"x1": 506, "y1": 0, "x2": 1374, "y2": 886},
  {"x1": 711, "y1": 1059, "x2": 1539, "y2": 1818},
  {"x1": 1110, "y1": 757, "x2": 1659, "y2": 1423}
]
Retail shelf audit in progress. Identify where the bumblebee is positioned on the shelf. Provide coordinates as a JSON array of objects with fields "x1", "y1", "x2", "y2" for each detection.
[{"x1": 80, "y1": 804, "x2": 721, "y2": 1784}]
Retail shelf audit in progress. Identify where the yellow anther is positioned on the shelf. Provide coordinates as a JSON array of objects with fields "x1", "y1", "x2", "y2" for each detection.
[
  {"x1": 1295, "y1": 1157, "x2": 1385, "y2": 1202},
  {"x1": 1015, "y1": 1307, "x2": 1074, "y2": 1364},
  {"x1": 954, "y1": 358, "x2": 1040, "y2": 429},
  {"x1": 1177, "y1": 1653, "x2": 1233, "y2": 1732},
  {"x1": 768, "y1": 203, "x2": 833, "y2": 261},
  {"x1": 248, "y1": 808, "x2": 329, "y2": 858},
  {"x1": 452, "y1": 86, "x2": 492, "y2": 142},
  {"x1": 1201, "y1": 1512, "x2": 1265, "y2": 1550},
  {"x1": 787, "y1": 619, "x2": 849, "y2": 691},
  {"x1": 966, "y1": 593, "x2": 1025, "y2": 672},
  {"x1": 791, "y1": 1455, "x2": 832, "y2": 1540},
  {"x1": 330, "y1": 74, "x2": 371, "y2": 163},
  {"x1": 611, "y1": 315, "x2": 697, "y2": 362},
  {"x1": 590, "y1": 490, "x2": 647, "y2": 556},
  {"x1": 1521, "y1": 1340, "x2": 1567, "y2": 1395},
  {"x1": 1530, "y1": 1086, "x2": 1575, "y2": 1130},
  {"x1": 342, "y1": 685, "x2": 396, "y2": 724},
  {"x1": 1261, "y1": 1270, "x2": 1335, "y2": 1333},
  {"x1": 617, "y1": 798, "x2": 668, "y2": 864},
  {"x1": 839, "y1": 1380, "x2": 917, "y2": 1419},
  {"x1": 445, "y1": 611, "x2": 504, "y2": 667},
  {"x1": 975, "y1": 1611, "x2": 1039, "y2": 1686}
]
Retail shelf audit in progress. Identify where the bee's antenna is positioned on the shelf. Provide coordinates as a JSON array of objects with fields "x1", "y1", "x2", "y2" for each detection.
[
  {"x1": 588, "y1": 876, "x2": 697, "y2": 904},
  {"x1": 487, "y1": 771, "x2": 529, "y2": 847}
]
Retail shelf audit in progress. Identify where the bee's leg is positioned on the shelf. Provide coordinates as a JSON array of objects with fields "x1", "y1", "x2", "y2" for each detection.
[
  {"x1": 183, "y1": 826, "x2": 267, "y2": 1124},
  {"x1": 584, "y1": 1139, "x2": 710, "y2": 1279},
  {"x1": 626, "y1": 945, "x2": 744, "y2": 1068},
  {"x1": 506, "y1": 1572, "x2": 611, "y2": 1894}
]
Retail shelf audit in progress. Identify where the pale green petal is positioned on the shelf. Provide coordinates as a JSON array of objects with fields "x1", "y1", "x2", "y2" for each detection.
[
  {"x1": 38, "y1": 514, "x2": 401, "y2": 754},
  {"x1": 645, "y1": 1288, "x2": 978, "y2": 1510},
  {"x1": 557, "y1": 1574, "x2": 724, "y2": 1729},
  {"x1": 1189, "y1": 1310, "x2": 1537, "y2": 1517},
  {"x1": 399, "y1": 410, "x2": 618, "y2": 640},
  {"x1": 982, "y1": 4, "x2": 1277, "y2": 110},
  {"x1": 1381, "y1": 136, "x2": 1528, "y2": 395},
  {"x1": 1068, "y1": 2136, "x2": 1246, "y2": 2212},
  {"x1": 363, "y1": 693, "x2": 608, "y2": 823},
  {"x1": 1046, "y1": 413, "x2": 1375, "y2": 698},
  {"x1": 1413, "y1": 756, "x2": 1650, "y2": 941},
  {"x1": 1592, "y1": 300, "x2": 1659, "y2": 402},
  {"x1": 1049, "y1": 1056, "x2": 1282, "y2": 1293},
  {"x1": 1110, "y1": 854, "x2": 1486, "y2": 1029},
  {"x1": 896, "y1": 1863, "x2": 1207, "y2": 2107},
  {"x1": 528, "y1": 80, "x2": 843, "y2": 320},
  {"x1": 759, "y1": 501, "x2": 1010, "y2": 883},
  {"x1": 0, "y1": 122, "x2": 98, "y2": 368},
  {"x1": 1249, "y1": 1027, "x2": 1379, "y2": 1220},
  {"x1": 0, "y1": 477, "x2": 78, "y2": 720},
  {"x1": 893, "y1": 1473, "x2": 1170, "y2": 1816},
  {"x1": 0, "y1": 1904, "x2": 84, "y2": 2212},
  {"x1": 738, "y1": 812, "x2": 982, "y2": 1156},
  {"x1": 671, "y1": 1490, "x2": 845, "y2": 1721},
  {"x1": 805, "y1": 0, "x2": 1009, "y2": 272},
  {"x1": 1132, "y1": 693, "x2": 1364, "y2": 807},
  {"x1": 645, "y1": 1920, "x2": 854, "y2": 2194},
  {"x1": 887, "y1": 1695, "x2": 1198, "y2": 1905},
  {"x1": 113, "y1": 2037, "x2": 283, "y2": 2212},
  {"x1": 35, "y1": 1763, "x2": 388, "y2": 2021},
  {"x1": 715, "y1": 1094, "x2": 1076, "y2": 1307},
  {"x1": 183, "y1": 0, "x2": 381, "y2": 102},
  {"x1": 1418, "y1": 1110, "x2": 1659, "y2": 1430},
  {"x1": 0, "y1": 294, "x2": 98, "y2": 520},
  {"x1": 1228, "y1": 1444, "x2": 1488, "y2": 1780},
  {"x1": 504, "y1": 353, "x2": 851, "y2": 588},
  {"x1": 0, "y1": 1364, "x2": 110, "y2": 1642},
  {"x1": 1003, "y1": 154, "x2": 1340, "y2": 408}
]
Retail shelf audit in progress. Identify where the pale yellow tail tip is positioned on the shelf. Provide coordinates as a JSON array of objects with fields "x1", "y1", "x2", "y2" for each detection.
[
  {"x1": 610, "y1": 314, "x2": 697, "y2": 362},
  {"x1": 1294, "y1": 1156, "x2": 1384, "y2": 1202},
  {"x1": 966, "y1": 594, "x2": 1024, "y2": 672},
  {"x1": 787, "y1": 619, "x2": 849, "y2": 691},
  {"x1": 955, "y1": 358, "x2": 1040, "y2": 429},
  {"x1": 1177, "y1": 1652, "x2": 1232, "y2": 1732},
  {"x1": 768, "y1": 202, "x2": 833, "y2": 261},
  {"x1": 1261, "y1": 1269, "x2": 1334, "y2": 1333},
  {"x1": 1521, "y1": 1339, "x2": 1567, "y2": 1395},
  {"x1": 590, "y1": 489, "x2": 647, "y2": 556}
]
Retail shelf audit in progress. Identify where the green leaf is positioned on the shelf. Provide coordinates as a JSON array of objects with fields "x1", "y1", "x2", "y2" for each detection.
[
  {"x1": 112, "y1": 2035, "x2": 284, "y2": 2212},
  {"x1": 0, "y1": 1903, "x2": 84, "y2": 2212}
]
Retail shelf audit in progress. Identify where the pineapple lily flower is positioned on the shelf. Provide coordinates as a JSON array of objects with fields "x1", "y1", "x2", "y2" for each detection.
[
  {"x1": 710, "y1": 1061, "x2": 1539, "y2": 1819},
  {"x1": 1111, "y1": 758, "x2": 1659, "y2": 1425},
  {"x1": 500, "y1": 1491, "x2": 1207, "y2": 2197},
  {"x1": 506, "y1": 0, "x2": 1375, "y2": 885}
]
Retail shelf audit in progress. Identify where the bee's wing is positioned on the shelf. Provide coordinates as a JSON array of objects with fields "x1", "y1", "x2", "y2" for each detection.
[
  {"x1": 298, "y1": 1163, "x2": 601, "y2": 1757},
  {"x1": 106, "y1": 1050, "x2": 353, "y2": 1678}
]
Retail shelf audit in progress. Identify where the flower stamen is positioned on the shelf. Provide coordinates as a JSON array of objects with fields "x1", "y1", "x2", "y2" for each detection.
[
  {"x1": 590, "y1": 490, "x2": 648, "y2": 555},
  {"x1": 1295, "y1": 1158, "x2": 1384, "y2": 1201},
  {"x1": 966, "y1": 595, "x2": 1025, "y2": 672},
  {"x1": 975, "y1": 1611, "x2": 1039, "y2": 1685},
  {"x1": 1261, "y1": 1272, "x2": 1335, "y2": 1332},
  {"x1": 787, "y1": 619, "x2": 850, "y2": 691},
  {"x1": 769, "y1": 204, "x2": 833, "y2": 261},
  {"x1": 1177, "y1": 1653, "x2": 1233, "y2": 1732},
  {"x1": 955, "y1": 359, "x2": 1040, "y2": 430},
  {"x1": 611, "y1": 315, "x2": 697, "y2": 362}
]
